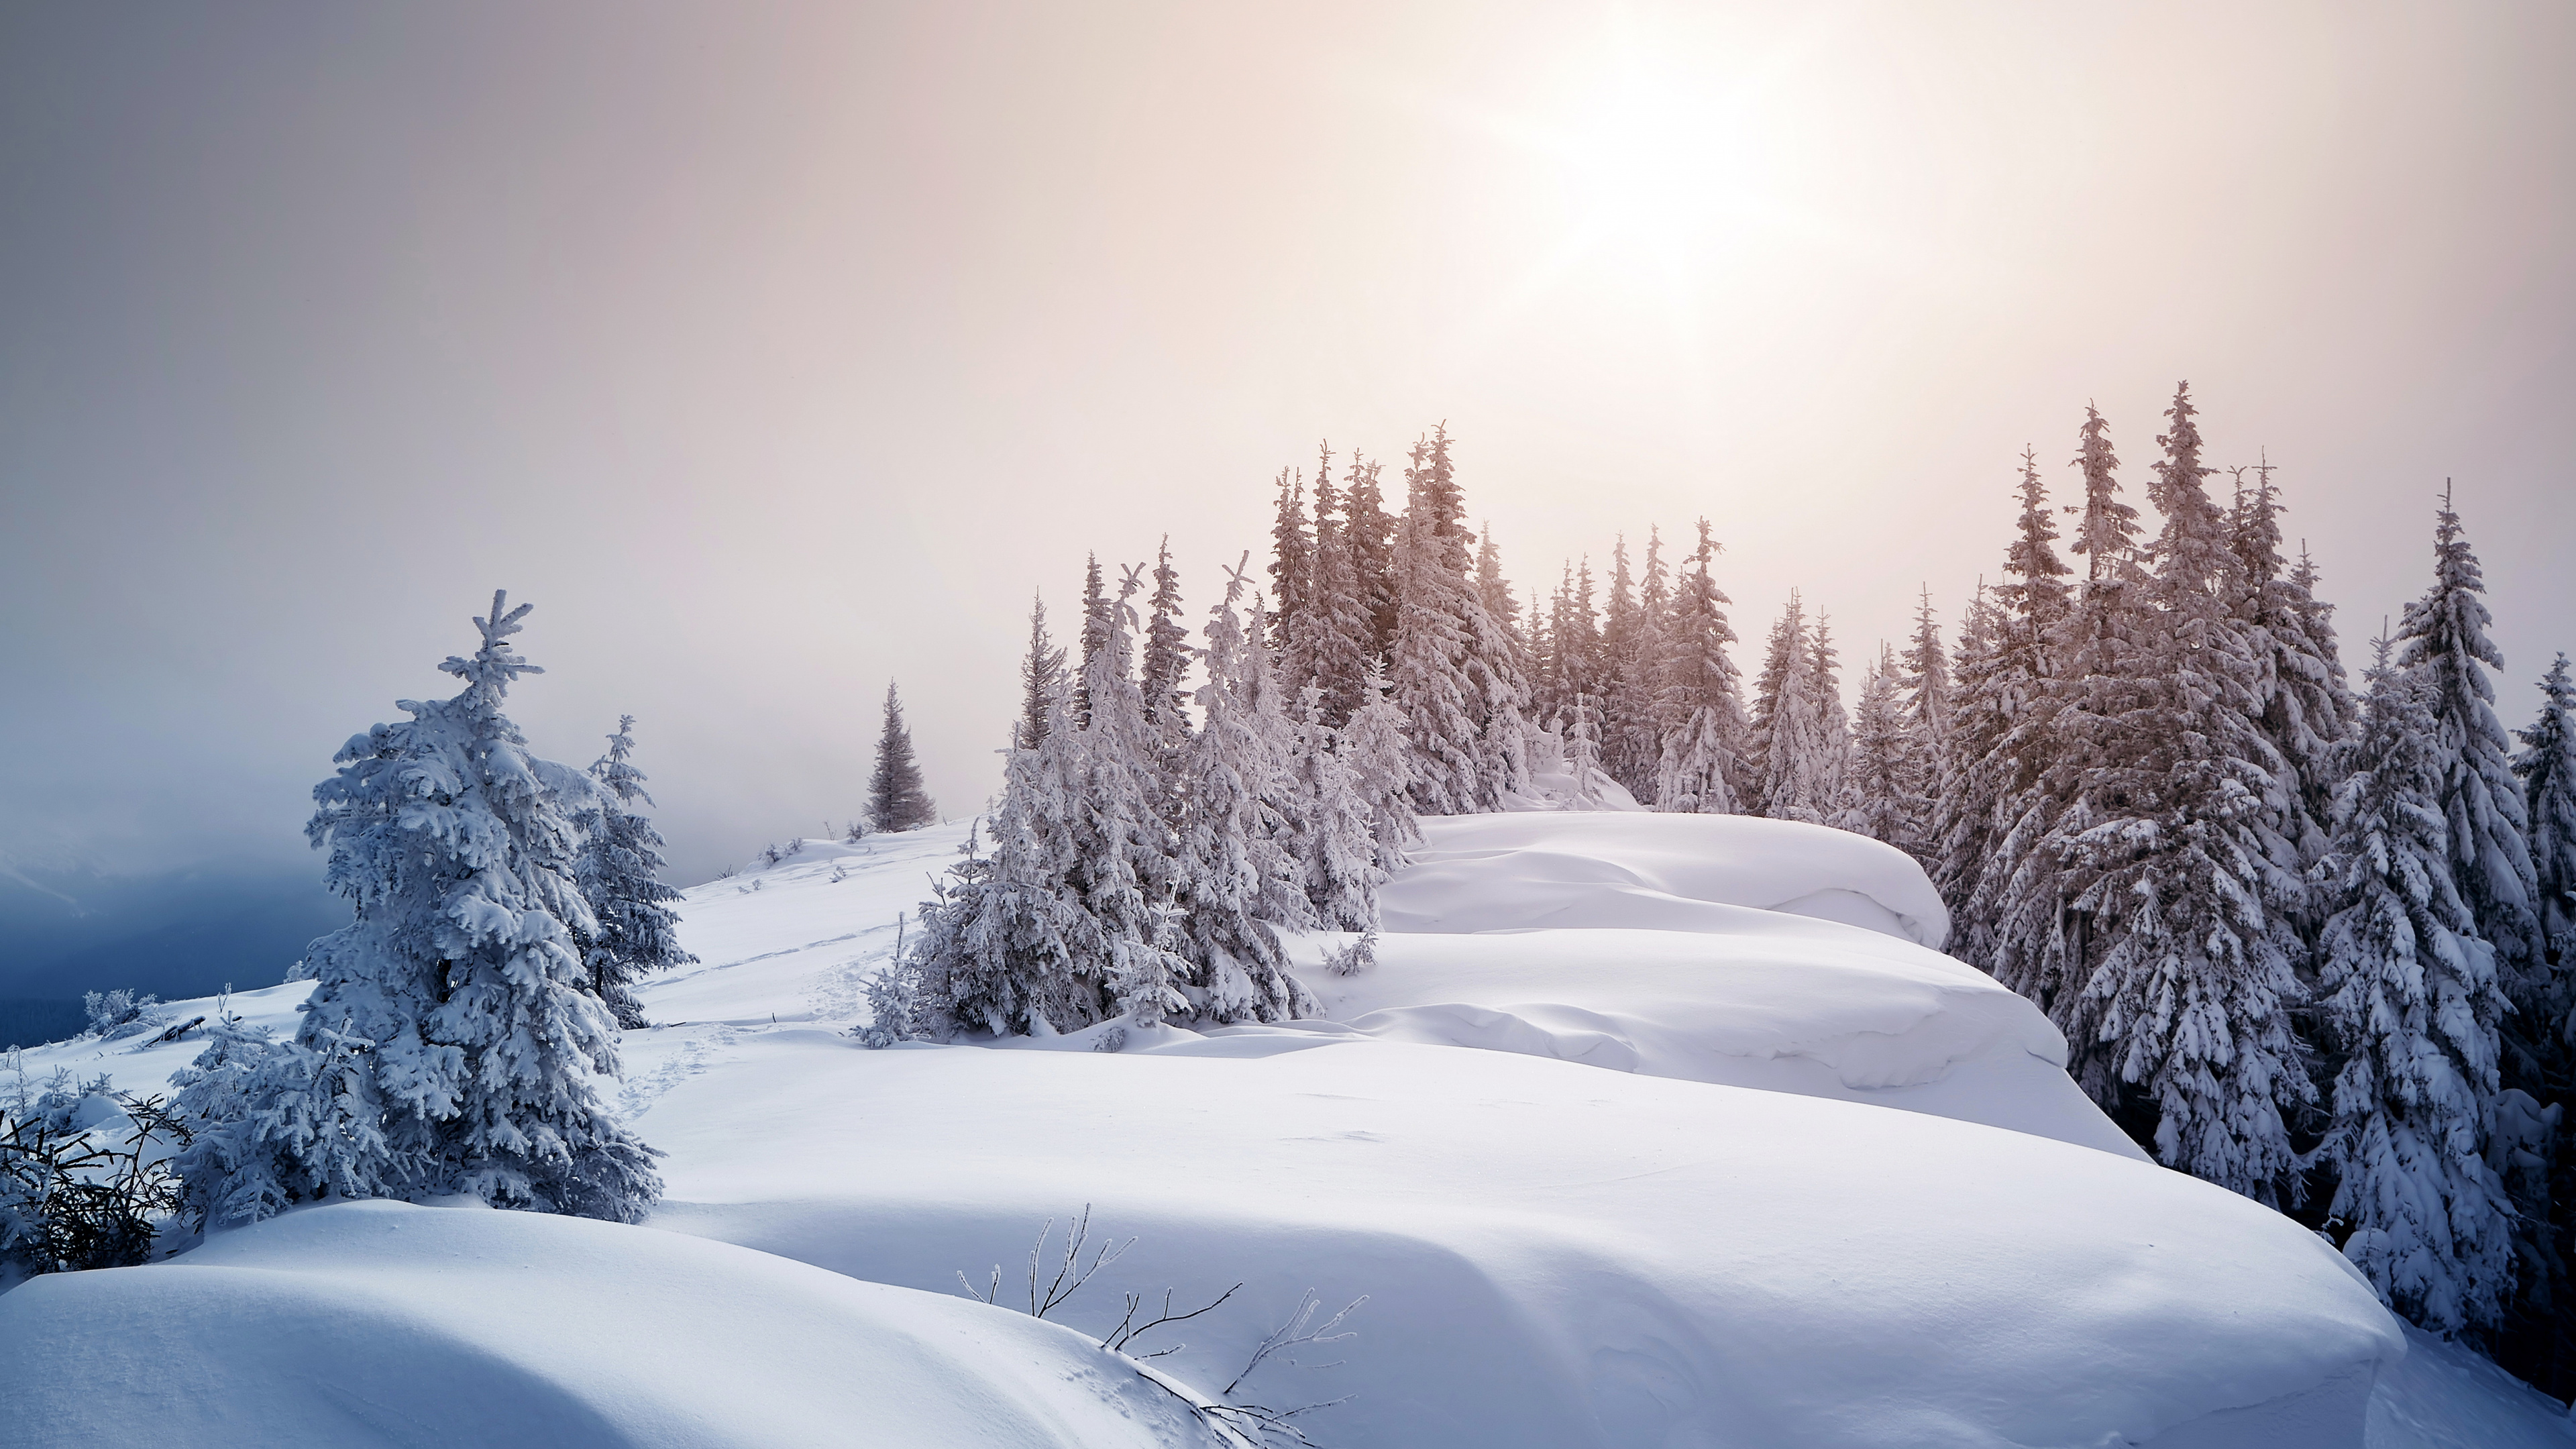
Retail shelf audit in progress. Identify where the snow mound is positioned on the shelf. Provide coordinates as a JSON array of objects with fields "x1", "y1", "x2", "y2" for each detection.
[
  {"x1": 1385, "y1": 812, "x2": 1951, "y2": 949},
  {"x1": 1293, "y1": 923, "x2": 2144, "y2": 1158},
  {"x1": 636, "y1": 1032, "x2": 2402, "y2": 1449},
  {"x1": 0, "y1": 1199, "x2": 1210, "y2": 1448}
]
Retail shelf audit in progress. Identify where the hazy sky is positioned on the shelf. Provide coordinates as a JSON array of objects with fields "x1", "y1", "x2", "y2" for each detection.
[{"x1": 3, "y1": 2, "x2": 2569, "y2": 885}]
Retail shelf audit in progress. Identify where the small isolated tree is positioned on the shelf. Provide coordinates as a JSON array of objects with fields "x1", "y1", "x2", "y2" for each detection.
[
  {"x1": 573, "y1": 716, "x2": 697, "y2": 1030},
  {"x1": 868, "y1": 680, "x2": 938, "y2": 832},
  {"x1": 177, "y1": 592, "x2": 661, "y2": 1227},
  {"x1": 2313, "y1": 647, "x2": 2514, "y2": 1336}
]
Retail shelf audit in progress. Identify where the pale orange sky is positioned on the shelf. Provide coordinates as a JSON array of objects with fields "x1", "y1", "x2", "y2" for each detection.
[{"x1": 2, "y1": 2, "x2": 2569, "y2": 881}]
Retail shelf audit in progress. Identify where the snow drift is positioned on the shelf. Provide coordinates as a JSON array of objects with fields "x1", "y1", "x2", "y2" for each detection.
[{"x1": 0, "y1": 1198, "x2": 1212, "y2": 1448}]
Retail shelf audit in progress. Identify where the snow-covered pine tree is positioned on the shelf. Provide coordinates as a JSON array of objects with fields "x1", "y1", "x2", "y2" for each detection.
[
  {"x1": 1599, "y1": 533, "x2": 1666, "y2": 804},
  {"x1": 1343, "y1": 453, "x2": 1399, "y2": 669},
  {"x1": 1343, "y1": 661, "x2": 1421, "y2": 871},
  {"x1": 1894, "y1": 585, "x2": 1949, "y2": 853},
  {"x1": 1654, "y1": 519, "x2": 1742, "y2": 815},
  {"x1": 1746, "y1": 592, "x2": 1809, "y2": 817},
  {"x1": 1141, "y1": 537, "x2": 1193, "y2": 737},
  {"x1": 1290, "y1": 684, "x2": 1384, "y2": 932},
  {"x1": 1297, "y1": 460, "x2": 1376, "y2": 727},
  {"x1": 2397, "y1": 484, "x2": 2544, "y2": 1004},
  {"x1": 2506, "y1": 651, "x2": 2576, "y2": 1386},
  {"x1": 2314, "y1": 644, "x2": 2515, "y2": 1336},
  {"x1": 1269, "y1": 458, "x2": 1316, "y2": 654},
  {"x1": 899, "y1": 716, "x2": 1110, "y2": 1039},
  {"x1": 179, "y1": 592, "x2": 660, "y2": 1226},
  {"x1": 1389, "y1": 505, "x2": 1483, "y2": 816},
  {"x1": 2055, "y1": 384, "x2": 2311, "y2": 1201},
  {"x1": 1415, "y1": 428, "x2": 1533, "y2": 806},
  {"x1": 572, "y1": 716, "x2": 696, "y2": 1030},
  {"x1": 867, "y1": 680, "x2": 939, "y2": 832},
  {"x1": 1071, "y1": 566, "x2": 1195, "y2": 1026},
  {"x1": 1474, "y1": 524, "x2": 1519, "y2": 651},
  {"x1": 1077, "y1": 553, "x2": 1109, "y2": 729},
  {"x1": 1016, "y1": 591, "x2": 1066, "y2": 751},
  {"x1": 1971, "y1": 449, "x2": 2080, "y2": 1007},
  {"x1": 2517, "y1": 653, "x2": 2576, "y2": 988},
  {"x1": 1173, "y1": 561, "x2": 1320, "y2": 1024},
  {"x1": 1758, "y1": 612, "x2": 1847, "y2": 824},
  {"x1": 1843, "y1": 645, "x2": 1913, "y2": 845},
  {"x1": 1929, "y1": 586, "x2": 2007, "y2": 967},
  {"x1": 2233, "y1": 454, "x2": 2351, "y2": 884},
  {"x1": 2069, "y1": 401, "x2": 2139, "y2": 586},
  {"x1": 1565, "y1": 693, "x2": 1612, "y2": 809}
]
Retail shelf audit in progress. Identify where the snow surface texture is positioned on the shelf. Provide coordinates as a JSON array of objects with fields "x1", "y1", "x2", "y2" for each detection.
[
  {"x1": 0, "y1": 1199, "x2": 1212, "y2": 1448},
  {"x1": 1323, "y1": 813, "x2": 2147, "y2": 1158},
  {"x1": 5, "y1": 814, "x2": 2569, "y2": 1447}
]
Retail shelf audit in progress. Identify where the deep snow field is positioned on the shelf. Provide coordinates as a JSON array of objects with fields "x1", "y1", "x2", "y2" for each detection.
[{"x1": 5, "y1": 813, "x2": 2573, "y2": 1448}]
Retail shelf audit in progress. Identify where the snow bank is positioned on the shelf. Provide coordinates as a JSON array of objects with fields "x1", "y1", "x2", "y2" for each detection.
[
  {"x1": 0, "y1": 1198, "x2": 1211, "y2": 1448},
  {"x1": 1385, "y1": 812, "x2": 1952, "y2": 949},
  {"x1": 1293, "y1": 923, "x2": 2144, "y2": 1158},
  {"x1": 635, "y1": 1031, "x2": 2401, "y2": 1449}
]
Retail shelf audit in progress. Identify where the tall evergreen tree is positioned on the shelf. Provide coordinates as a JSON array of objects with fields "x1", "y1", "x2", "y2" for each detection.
[
  {"x1": 1295, "y1": 461, "x2": 1375, "y2": 727},
  {"x1": 1931, "y1": 586, "x2": 2009, "y2": 970},
  {"x1": 2054, "y1": 384, "x2": 2310, "y2": 1201},
  {"x1": 572, "y1": 716, "x2": 696, "y2": 1030},
  {"x1": 1269, "y1": 458, "x2": 1316, "y2": 654},
  {"x1": 1141, "y1": 537, "x2": 1193, "y2": 737},
  {"x1": 867, "y1": 680, "x2": 938, "y2": 832},
  {"x1": 2517, "y1": 653, "x2": 2576, "y2": 987},
  {"x1": 1342, "y1": 661, "x2": 1421, "y2": 873},
  {"x1": 1016, "y1": 591, "x2": 1066, "y2": 752},
  {"x1": 1843, "y1": 645, "x2": 1913, "y2": 845},
  {"x1": 1343, "y1": 454, "x2": 1398, "y2": 667},
  {"x1": 178, "y1": 593, "x2": 659, "y2": 1227},
  {"x1": 1076, "y1": 553, "x2": 1108, "y2": 729},
  {"x1": 1972, "y1": 451, "x2": 2080, "y2": 1008},
  {"x1": 1746, "y1": 591, "x2": 1809, "y2": 814},
  {"x1": 1289, "y1": 683, "x2": 1385, "y2": 933},
  {"x1": 2069, "y1": 402, "x2": 2139, "y2": 584},
  {"x1": 2397, "y1": 485, "x2": 2544, "y2": 1001},
  {"x1": 2314, "y1": 645, "x2": 2515, "y2": 1336},
  {"x1": 2233, "y1": 454, "x2": 2351, "y2": 879},
  {"x1": 1655, "y1": 520, "x2": 1742, "y2": 814},
  {"x1": 1389, "y1": 508, "x2": 1484, "y2": 815},
  {"x1": 1564, "y1": 693, "x2": 1612, "y2": 808},
  {"x1": 1174, "y1": 562, "x2": 1318, "y2": 1023}
]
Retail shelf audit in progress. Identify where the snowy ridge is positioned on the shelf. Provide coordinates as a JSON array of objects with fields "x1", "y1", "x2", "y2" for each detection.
[{"x1": 5, "y1": 813, "x2": 2573, "y2": 1446}]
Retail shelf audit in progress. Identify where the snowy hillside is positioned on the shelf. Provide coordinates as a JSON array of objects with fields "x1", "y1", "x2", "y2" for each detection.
[{"x1": 7, "y1": 814, "x2": 2573, "y2": 1446}]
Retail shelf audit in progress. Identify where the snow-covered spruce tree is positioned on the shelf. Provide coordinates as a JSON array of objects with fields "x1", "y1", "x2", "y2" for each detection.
[
  {"x1": 2313, "y1": 644, "x2": 2514, "y2": 1336},
  {"x1": 1269, "y1": 459, "x2": 1315, "y2": 654},
  {"x1": 1754, "y1": 594, "x2": 1847, "y2": 823},
  {"x1": 179, "y1": 592, "x2": 660, "y2": 1226},
  {"x1": 572, "y1": 716, "x2": 696, "y2": 1030},
  {"x1": 1970, "y1": 449, "x2": 2080, "y2": 1008},
  {"x1": 1071, "y1": 567, "x2": 1195, "y2": 1025},
  {"x1": 1890, "y1": 585, "x2": 1948, "y2": 855},
  {"x1": 867, "y1": 680, "x2": 939, "y2": 832},
  {"x1": 1399, "y1": 427, "x2": 1531, "y2": 810},
  {"x1": 1342, "y1": 662, "x2": 1421, "y2": 873},
  {"x1": 1173, "y1": 564, "x2": 1320, "y2": 1022},
  {"x1": 1929, "y1": 586, "x2": 2008, "y2": 967},
  {"x1": 2507, "y1": 653, "x2": 2576, "y2": 1385},
  {"x1": 1076, "y1": 553, "x2": 1109, "y2": 729},
  {"x1": 1141, "y1": 538, "x2": 1193, "y2": 737},
  {"x1": 1744, "y1": 590, "x2": 1805, "y2": 815},
  {"x1": 1601, "y1": 532, "x2": 1670, "y2": 804},
  {"x1": 1343, "y1": 454, "x2": 1399, "y2": 669},
  {"x1": 2398, "y1": 486, "x2": 2544, "y2": 1004},
  {"x1": 1656, "y1": 519, "x2": 1743, "y2": 816},
  {"x1": 1843, "y1": 645, "x2": 1913, "y2": 845},
  {"x1": 1290, "y1": 684, "x2": 1385, "y2": 932},
  {"x1": 2055, "y1": 385, "x2": 2311, "y2": 1200},
  {"x1": 1565, "y1": 693, "x2": 1613, "y2": 808},
  {"x1": 1016, "y1": 590, "x2": 1066, "y2": 752},
  {"x1": 1294, "y1": 458, "x2": 1376, "y2": 727},
  {"x1": 1389, "y1": 508, "x2": 1485, "y2": 815},
  {"x1": 2232, "y1": 456, "x2": 2351, "y2": 884},
  {"x1": 2517, "y1": 654, "x2": 2576, "y2": 1000},
  {"x1": 899, "y1": 718, "x2": 1110, "y2": 1039}
]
